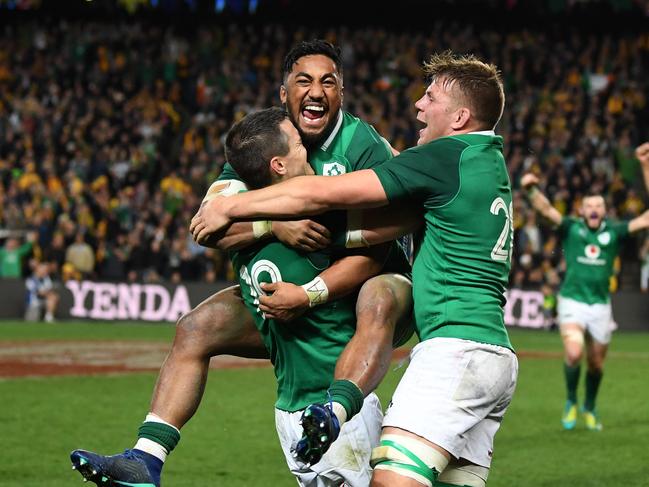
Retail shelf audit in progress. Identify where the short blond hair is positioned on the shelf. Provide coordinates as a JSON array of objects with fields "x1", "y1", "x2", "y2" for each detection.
[{"x1": 423, "y1": 51, "x2": 504, "y2": 129}]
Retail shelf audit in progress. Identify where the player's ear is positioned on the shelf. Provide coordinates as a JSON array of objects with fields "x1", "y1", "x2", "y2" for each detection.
[
  {"x1": 280, "y1": 85, "x2": 287, "y2": 105},
  {"x1": 270, "y1": 156, "x2": 287, "y2": 177},
  {"x1": 451, "y1": 107, "x2": 471, "y2": 130}
]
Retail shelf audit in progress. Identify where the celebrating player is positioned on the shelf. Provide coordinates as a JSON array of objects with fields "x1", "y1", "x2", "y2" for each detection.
[
  {"x1": 521, "y1": 172, "x2": 649, "y2": 431},
  {"x1": 71, "y1": 40, "x2": 414, "y2": 486},
  {"x1": 191, "y1": 51, "x2": 518, "y2": 487}
]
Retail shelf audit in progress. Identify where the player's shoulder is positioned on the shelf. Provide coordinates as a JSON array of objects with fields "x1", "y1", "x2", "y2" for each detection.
[
  {"x1": 410, "y1": 136, "x2": 469, "y2": 159},
  {"x1": 340, "y1": 111, "x2": 382, "y2": 143},
  {"x1": 603, "y1": 218, "x2": 629, "y2": 236}
]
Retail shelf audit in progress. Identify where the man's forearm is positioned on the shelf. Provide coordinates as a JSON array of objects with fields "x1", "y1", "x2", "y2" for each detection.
[
  {"x1": 223, "y1": 171, "x2": 389, "y2": 221},
  {"x1": 213, "y1": 222, "x2": 268, "y2": 252},
  {"x1": 527, "y1": 186, "x2": 563, "y2": 226}
]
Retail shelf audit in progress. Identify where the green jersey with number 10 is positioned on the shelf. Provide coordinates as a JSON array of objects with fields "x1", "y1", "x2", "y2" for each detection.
[
  {"x1": 231, "y1": 243, "x2": 357, "y2": 412},
  {"x1": 373, "y1": 133, "x2": 513, "y2": 349}
]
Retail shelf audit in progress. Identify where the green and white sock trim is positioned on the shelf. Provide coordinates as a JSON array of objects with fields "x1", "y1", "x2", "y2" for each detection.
[{"x1": 134, "y1": 413, "x2": 181, "y2": 462}]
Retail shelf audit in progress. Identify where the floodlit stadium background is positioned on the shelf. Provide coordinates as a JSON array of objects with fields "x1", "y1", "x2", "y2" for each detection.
[{"x1": 1, "y1": 1, "x2": 648, "y2": 486}]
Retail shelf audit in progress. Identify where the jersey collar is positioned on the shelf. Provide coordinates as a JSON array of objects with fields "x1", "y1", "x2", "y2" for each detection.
[
  {"x1": 320, "y1": 110, "x2": 344, "y2": 152},
  {"x1": 468, "y1": 130, "x2": 496, "y2": 136}
]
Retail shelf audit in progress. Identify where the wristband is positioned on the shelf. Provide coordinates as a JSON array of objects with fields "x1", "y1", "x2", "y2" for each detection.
[
  {"x1": 252, "y1": 220, "x2": 273, "y2": 239},
  {"x1": 301, "y1": 276, "x2": 329, "y2": 307},
  {"x1": 345, "y1": 210, "x2": 370, "y2": 248}
]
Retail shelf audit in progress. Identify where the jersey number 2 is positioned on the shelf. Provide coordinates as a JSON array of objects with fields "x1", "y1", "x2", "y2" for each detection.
[{"x1": 490, "y1": 197, "x2": 513, "y2": 263}]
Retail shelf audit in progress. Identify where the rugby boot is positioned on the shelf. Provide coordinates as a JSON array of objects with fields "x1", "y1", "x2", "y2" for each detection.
[
  {"x1": 70, "y1": 448, "x2": 161, "y2": 487},
  {"x1": 293, "y1": 403, "x2": 340, "y2": 466},
  {"x1": 582, "y1": 409, "x2": 603, "y2": 431},
  {"x1": 561, "y1": 400, "x2": 578, "y2": 430}
]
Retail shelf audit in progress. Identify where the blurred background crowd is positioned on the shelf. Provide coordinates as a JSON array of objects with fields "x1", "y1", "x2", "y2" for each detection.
[{"x1": 1, "y1": 0, "x2": 649, "y2": 321}]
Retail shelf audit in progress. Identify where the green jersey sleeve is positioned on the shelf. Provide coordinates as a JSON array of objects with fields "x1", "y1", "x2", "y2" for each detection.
[
  {"x1": 343, "y1": 120, "x2": 392, "y2": 171},
  {"x1": 217, "y1": 162, "x2": 242, "y2": 182},
  {"x1": 608, "y1": 219, "x2": 630, "y2": 240},
  {"x1": 371, "y1": 139, "x2": 465, "y2": 206},
  {"x1": 558, "y1": 216, "x2": 578, "y2": 238}
]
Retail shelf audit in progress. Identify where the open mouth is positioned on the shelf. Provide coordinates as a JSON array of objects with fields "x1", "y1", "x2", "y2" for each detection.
[{"x1": 301, "y1": 104, "x2": 327, "y2": 126}]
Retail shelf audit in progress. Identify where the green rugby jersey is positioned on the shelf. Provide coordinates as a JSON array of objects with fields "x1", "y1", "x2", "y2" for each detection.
[
  {"x1": 558, "y1": 217, "x2": 629, "y2": 304},
  {"x1": 231, "y1": 242, "x2": 357, "y2": 412},
  {"x1": 373, "y1": 133, "x2": 513, "y2": 349},
  {"x1": 219, "y1": 109, "x2": 410, "y2": 273},
  {"x1": 218, "y1": 110, "x2": 393, "y2": 181}
]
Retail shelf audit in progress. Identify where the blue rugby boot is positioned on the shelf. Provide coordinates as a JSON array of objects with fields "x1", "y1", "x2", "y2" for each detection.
[
  {"x1": 293, "y1": 403, "x2": 340, "y2": 466},
  {"x1": 70, "y1": 448, "x2": 161, "y2": 487}
]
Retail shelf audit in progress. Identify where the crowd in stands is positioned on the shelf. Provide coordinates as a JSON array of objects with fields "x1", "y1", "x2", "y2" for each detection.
[{"x1": 1, "y1": 16, "x2": 648, "y2": 306}]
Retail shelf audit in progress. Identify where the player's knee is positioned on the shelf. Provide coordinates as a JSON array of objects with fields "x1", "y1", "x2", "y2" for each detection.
[
  {"x1": 561, "y1": 328, "x2": 584, "y2": 364},
  {"x1": 174, "y1": 306, "x2": 229, "y2": 356},
  {"x1": 356, "y1": 276, "x2": 401, "y2": 330},
  {"x1": 370, "y1": 434, "x2": 449, "y2": 487},
  {"x1": 586, "y1": 357, "x2": 604, "y2": 372},
  {"x1": 436, "y1": 463, "x2": 488, "y2": 487}
]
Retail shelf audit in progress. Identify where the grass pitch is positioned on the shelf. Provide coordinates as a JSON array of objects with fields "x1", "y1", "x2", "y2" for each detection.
[{"x1": 1, "y1": 321, "x2": 648, "y2": 486}]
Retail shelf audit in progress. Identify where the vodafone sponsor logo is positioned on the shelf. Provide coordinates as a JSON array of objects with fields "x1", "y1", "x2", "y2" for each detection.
[
  {"x1": 577, "y1": 243, "x2": 605, "y2": 265},
  {"x1": 585, "y1": 244, "x2": 601, "y2": 259}
]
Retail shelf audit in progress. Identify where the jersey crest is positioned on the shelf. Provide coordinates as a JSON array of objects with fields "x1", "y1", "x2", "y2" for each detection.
[
  {"x1": 597, "y1": 232, "x2": 611, "y2": 246},
  {"x1": 322, "y1": 162, "x2": 346, "y2": 176}
]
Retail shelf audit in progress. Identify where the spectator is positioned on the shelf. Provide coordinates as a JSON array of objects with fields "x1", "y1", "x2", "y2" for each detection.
[
  {"x1": 65, "y1": 231, "x2": 95, "y2": 278},
  {"x1": 24, "y1": 261, "x2": 59, "y2": 322},
  {"x1": 0, "y1": 232, "x2": 36, "y2": 278},
  {"x1": 641, "y1": 237, "x2": 649, "y2": 293}
]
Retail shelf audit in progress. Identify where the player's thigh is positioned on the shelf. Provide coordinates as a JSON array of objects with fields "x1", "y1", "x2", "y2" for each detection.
[
  {"x1": 584, "y1": 302, "x2": 613, "y2": 345},
  {"x1": 356, "y1": 273, "x2": 414, "y2": 346},
  {"x1": 584, "y1": 334, "x2": 609, "y2": 370},
  {"x1": 175, "y1": 285, "x2": 267, "y2": 358},
  {"x1": 382, "y1": 338, "x2": 517, "y2": 468},
  {"x1": 437, "y1": 458, "x2": 489, "y2": 487}
]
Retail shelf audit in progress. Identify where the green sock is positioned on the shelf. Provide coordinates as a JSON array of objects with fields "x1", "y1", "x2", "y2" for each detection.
[
  {"x1": 138, "y1": 421, "x2": 181, "y2": 453},
  {"x1": 327, "y1": 379, "x2": 364, "y2": 420},
  {"x1": 564, "y1": 363, "x2": 580, "y2": 404},
  {"x1": 584, "y1": 370, "x2": 603, "y2": 412}
]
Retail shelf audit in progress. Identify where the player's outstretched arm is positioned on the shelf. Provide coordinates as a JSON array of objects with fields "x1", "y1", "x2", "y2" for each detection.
[
  {"x1": 636, "y1": 142, "x2": 649, "y2": 193},
  {"x1": 628, "y1": 209, "x2": 649, "y2": 234},
  {"x1": 190, "y1": 170, "x2": 388, "y2": 244},
  {"x1": 521, "y1": 173, "x2": 563, "y2": 226},
  {"x1": 258, "y1": 246, "x2": 389, "y2": 322},
  {"x1": 199, "y1": 180, "x2": 330, "y2": 252}
]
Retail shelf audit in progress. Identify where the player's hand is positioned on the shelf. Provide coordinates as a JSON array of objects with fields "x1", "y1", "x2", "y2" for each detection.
[
  {"x1": 520, "y1": 173, "x2": 539, "y2": 189},
  {"x1": 635, "y1": 142, "x2": 649, "y2": 168},
  {"x1": 258, "y1": 282, "x2": 309, "y2": 322},
  {"x1": 189, "y1": 198, "x2": 230, "y2": 244},
  {"x1": 271, "y1": 220, "x2": 331, "y2": 252}
]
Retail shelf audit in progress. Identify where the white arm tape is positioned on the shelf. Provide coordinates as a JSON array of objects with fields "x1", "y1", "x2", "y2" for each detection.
[
  {"x1": 252, "y1": 220, "x2": 273, "y2": 239},
  {"x1": 202, "y1": 179, "x2": 248, "y2": 202},
  {"x1": 301, "y1": 276, "x2": 329, "y2": 307},
  {"x1": 345, "y1": 210, "x2": 370, "y2": 248}
]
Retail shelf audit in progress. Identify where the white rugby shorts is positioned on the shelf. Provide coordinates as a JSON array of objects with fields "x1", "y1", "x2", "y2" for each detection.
[
  {"x1": 381, "y1": 337, "x2": 518, "y2": 468},
  {"x1": 557, "y1": 295, "x2": 613, "y2": 344},
  {"x1": 275, "y1": 393, "x2": 383, "y2": 487}
]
